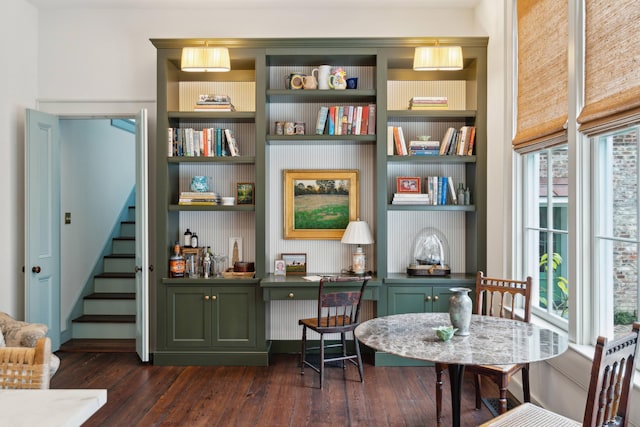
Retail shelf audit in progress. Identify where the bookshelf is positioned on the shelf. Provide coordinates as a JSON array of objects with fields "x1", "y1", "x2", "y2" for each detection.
[{"x1": 151, "y1": 38, "x2": 487, "y2": 366}]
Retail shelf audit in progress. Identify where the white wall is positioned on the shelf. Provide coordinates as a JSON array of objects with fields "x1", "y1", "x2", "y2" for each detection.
[
  {"x1": 0, "y1": 0, "x2": 38, "y2": 317},
  {"x1": 60, "y1": 119, "x2": 135, "y2": 330}
]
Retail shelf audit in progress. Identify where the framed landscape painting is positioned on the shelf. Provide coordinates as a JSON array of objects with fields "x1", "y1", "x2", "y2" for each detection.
[{"x1": 284, "y1": 169, "x2": 359, "y2": 239}]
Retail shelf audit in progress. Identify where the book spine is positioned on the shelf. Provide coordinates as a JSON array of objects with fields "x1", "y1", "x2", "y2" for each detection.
[
  {"x1": 168, "y1": 128, "x2": 174, "y2": 157},
  {"x1": 216, "y1": 128, "x2": 222, "y2": 156},
  {"x1": 328, "y1": 106, "x2": 336, "y2": 135},
  {"x1": 447, "y1": 176, "x2": 457, "y2": 205},
  {"x1": 367, "y1": 104, "x2": 376, "y2": 135},
  {"x1": 336, "y1": 106, "x2": 344, "y2": 135},
  {"x1": 341, "y1": 106, "x2": 348, "y2": 135},
  {"x1": 346, "y1": 106, "x2": 354, "y2": 135},
  {"x1": 397, "y1": 126, "x2": 407, "y2": 155},
  {"x1": 360, "y1": 105, "x2": 369, "y2": 135},
  {"x1": 466, "y1": 126, "x2": 476, "y2": 156},
  {"x1": 387, "y1": 126, "x2": 394, "y2": 155},
  {"x1": 355, "y1": 106, "x2": 363, "y2": 135},
  {"x1": 315, "y1": 106, "x2": 329, "y2": 135}
]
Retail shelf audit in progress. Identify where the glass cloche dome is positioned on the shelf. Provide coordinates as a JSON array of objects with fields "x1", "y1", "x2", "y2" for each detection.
[{"x1": 407, "y1": 227, "x2": 451, "y2": 276}]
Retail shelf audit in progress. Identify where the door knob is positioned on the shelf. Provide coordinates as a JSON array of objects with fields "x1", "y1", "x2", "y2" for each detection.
[
  {"x1": 134, "y1": 266, "x2": 142, "y2": 273},
  {"x1": 32, "y1": 266, "x2": 41, "y2": 273}
]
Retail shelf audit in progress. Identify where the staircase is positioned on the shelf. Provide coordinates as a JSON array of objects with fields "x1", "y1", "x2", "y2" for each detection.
[{"x1": 69, "y1": 206, "x2": 136, "y2": 348}]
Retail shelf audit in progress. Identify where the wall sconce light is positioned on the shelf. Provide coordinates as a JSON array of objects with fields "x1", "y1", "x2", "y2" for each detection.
[
  {"x1": 413, "y1": 43, "x2": 463, "y2": 71},
  {"x1": 341, "y1": 219, "x2": 374, "y2": 275},
  {"x1": 181, "y1": 46, "x2": 231, "y2": 72}
]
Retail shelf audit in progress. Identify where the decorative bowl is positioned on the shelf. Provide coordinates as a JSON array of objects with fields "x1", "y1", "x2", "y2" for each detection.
[{"x1": 433, "y1": 326, "x2": 458, "y2": 342}]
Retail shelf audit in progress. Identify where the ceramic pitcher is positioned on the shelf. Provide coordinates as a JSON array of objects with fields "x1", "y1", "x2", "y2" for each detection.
[
  {"x1": 312, "y1": 65, "x2": 332, "y2": 90},
  {"x1": 328, "y1": 67, "x2": 347, "y2": 90}
]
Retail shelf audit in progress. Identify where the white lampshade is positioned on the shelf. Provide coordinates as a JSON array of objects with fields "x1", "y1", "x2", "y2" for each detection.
[
  {"x1": 181, "y1": 47, "x2": 231, "y2": 72},
  {"x1": 341, "y1": 220, "x2": 374, "y2": 245},
  {"x1": 413, "y1": 45, "x2": 463, "y2": 71}
]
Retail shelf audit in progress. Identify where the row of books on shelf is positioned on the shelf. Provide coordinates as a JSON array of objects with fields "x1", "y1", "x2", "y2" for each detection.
[
  {"x1": 387, "y1": 125, "x2": 476, "y2": 156},
  {"x1": 193, "y1": 94, "x2": 236, "y2": 112},
  {"x1": 178, "y1": 191, "x2": 220, "y2": 206},
  {"x1": 391, "y1": 176, "x2": 459, "y2": 205},
  {"x1": 315, "y1": 104, "x2": 376, "y2": 136},
  {"x1": 408, "y1": 96, "x2": 448, "y2": 110},
  {"x1": 168, "y1": 127, "x2": 240, "y2": 158}
]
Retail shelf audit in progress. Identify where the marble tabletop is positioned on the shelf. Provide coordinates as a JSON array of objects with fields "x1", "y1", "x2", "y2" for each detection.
[
  {"x1": 0, "y1": 389, "x2": 107, "y2": 427},
  {"x1": 355, "y1": 312, "x2": 568, "y2": 366}
]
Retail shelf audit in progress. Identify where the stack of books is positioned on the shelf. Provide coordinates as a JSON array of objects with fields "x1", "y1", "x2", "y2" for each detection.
[
  {"x1": 439, "y1": 125, "x2": 476, "y2": 156},
  {"x1": 409, "y1": 139, "x2": 440, "y2": 156},
  {"x1": 391, "y1": 193, "x2": 430, "y2": 205},
  {"x1": 315, "y1": 104, "x2": 376, "y2": 136},
  {"x1": 409, "y1": 96, "x2": 448, "y2": 110},
  {"x1": 178, "y1": 192, "x2": 219, "y2": 206},
  {"x1": 193, "y1": 94, "x2": 236, "y2": 112}
]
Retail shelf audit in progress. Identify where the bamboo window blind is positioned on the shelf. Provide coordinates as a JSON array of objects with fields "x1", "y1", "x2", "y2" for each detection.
[
  {"x1": 577, "y1": 0, "x2": 640, "y2": 135},
  {"x1": 513, "y1": 0, "x2": 568, "y2": 152}
]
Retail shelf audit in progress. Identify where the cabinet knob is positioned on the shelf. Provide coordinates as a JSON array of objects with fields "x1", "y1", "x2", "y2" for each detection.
[
  {"x1": 212, "y1": 295, "x2": 217, "y2": 301},
  {"x1": 425, "y1": 295, "x2": 432, "y2": 302},
  {"x1": 434, "y1": 296, "x2": 439, "y2": 301},
  {"x1": 288, "y1": 292, "x2": 294, "y2": 299},
  {"x1": 204, "y1": 295, "x2": 210, "y2": 300}
]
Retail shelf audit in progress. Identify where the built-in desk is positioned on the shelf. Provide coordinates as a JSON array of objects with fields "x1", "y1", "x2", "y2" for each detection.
[{"x1": 260, "y1": 274, "x2": 381, "y2": 301}]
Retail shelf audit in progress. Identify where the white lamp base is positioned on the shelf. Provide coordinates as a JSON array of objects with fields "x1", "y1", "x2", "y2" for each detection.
[{"x1": 352, "y1": 247, "x2": 366, "y2": 275}]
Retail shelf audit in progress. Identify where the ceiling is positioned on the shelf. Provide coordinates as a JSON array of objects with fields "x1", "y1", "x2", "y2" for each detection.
[{"x1": 26, "y1": 0, "x2": 480, "y2": 9}]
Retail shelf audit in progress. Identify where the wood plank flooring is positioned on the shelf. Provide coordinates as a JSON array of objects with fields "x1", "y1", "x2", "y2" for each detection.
[{"x1": 50, "y1": 351, "x2": 505, "y2": 426}]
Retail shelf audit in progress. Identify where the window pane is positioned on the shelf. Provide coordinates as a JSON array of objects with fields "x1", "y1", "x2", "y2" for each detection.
[
  {"x1": 524, "y1": 145, "x2": 569, "y2": 325},
  {"x1": 595, "y1": 126, "x2": 640, "y2": 340}
]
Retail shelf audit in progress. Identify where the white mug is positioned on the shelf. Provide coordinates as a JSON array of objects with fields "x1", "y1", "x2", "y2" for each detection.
[{"x1": 312, "y1": 65, "x2": 331, "y2": 90}]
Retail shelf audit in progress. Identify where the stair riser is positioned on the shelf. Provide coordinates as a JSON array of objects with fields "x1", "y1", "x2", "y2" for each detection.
[
  {"x1": 84, "y1": 299, "x2": 136, "y2": 315},
  {"x1": 104, "y1": 257, "x2": 135, "y2": 273},
  {"x1": 112, "y1": 239, "x2": 135, "y2": 255},
  {"x1": 94, "y1": 278, "x2": 136, "y2": 293},
  {"x1": 127, "y1": 207, "x2": 136, "y2": 222},
  {"x1": 72, "y1": 322, "x2": 135, "y2": 339},
  {"x1": 120, "y1": 222, "x2": 136, "y2": 238}
]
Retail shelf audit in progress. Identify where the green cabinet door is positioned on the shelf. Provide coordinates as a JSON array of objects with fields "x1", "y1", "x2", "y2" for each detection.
[
  {"x1": 388, "y1": 285, "x2": 456, "y2": 314},
  {"x1": 166, "y1": 286, "x2": 212, "y2": 348},
  {"x1": 212, "y1": 286, "x2": 257, "y2": 348}
]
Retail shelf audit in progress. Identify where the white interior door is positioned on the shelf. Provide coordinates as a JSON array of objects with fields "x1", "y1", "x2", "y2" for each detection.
[
  {"x1": 25, "y1": 109, "x2": 61, "y2": 351},
  {"x1": 135, "y1": 108, "x2": 150, "y2": 362}
]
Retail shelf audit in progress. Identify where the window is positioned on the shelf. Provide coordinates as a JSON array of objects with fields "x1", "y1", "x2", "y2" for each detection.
[
  {"x1": 522, "y1": 145, "x2": 569, "y2": 328},
  {"x1": 593, "y1": 125, "x2": 640, "y2": 339}
]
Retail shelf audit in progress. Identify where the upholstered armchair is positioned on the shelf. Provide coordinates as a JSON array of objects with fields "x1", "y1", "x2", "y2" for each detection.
[{"x1": 0, "y1": 312, "x2": 60, "y2": 378}]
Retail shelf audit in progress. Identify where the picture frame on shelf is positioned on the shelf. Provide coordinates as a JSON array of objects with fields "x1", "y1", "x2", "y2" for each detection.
[
  {"x1": 396, "y1": 176, "x2": 421, "y2": 194},
  {"x1": 282, "y1": 253, "x2": 307, "y2": 275},
  {"x1": 229, "y1": 237, "x2": 243, "y2": 269},
  {"x1": 284, "y1": 169, "x2": 359, "y2": 240},
  {"x1": 236, "y1": 182, "x2": 255, "y2": 205},
  {"x1": 274, "y1": 259, "x2": 286, "y2": 276}
]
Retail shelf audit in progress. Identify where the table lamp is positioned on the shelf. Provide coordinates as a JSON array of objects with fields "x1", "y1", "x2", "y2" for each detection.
[{"x1": 341, "y1": 219, "x2": 374, "y2": 275}]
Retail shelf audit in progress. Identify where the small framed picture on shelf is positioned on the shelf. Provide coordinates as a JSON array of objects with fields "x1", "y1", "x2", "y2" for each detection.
[
  {"x1": 282, "y1": 253, "x2": 307, "y2": 275},
  {"x1": 236, "y1": 182, "x2": 255, "y2": 205},
  {"x1": 274, "y1": 259, "x2": 286, "y2": 276},
  {"x1": 397, "y1": 176, "x2": 421, "y2": 193}
]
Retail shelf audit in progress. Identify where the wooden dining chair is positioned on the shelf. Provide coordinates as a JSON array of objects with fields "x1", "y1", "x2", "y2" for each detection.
[
  {"x1": 480, "y1": 322, "x2": 640, "y2": 427},
  {"x1": 299, "y1": 276, "x2": 369, "y2": 389},
  {"x1": 435, "y1": 271, "x2": 533, "y2": 421}
]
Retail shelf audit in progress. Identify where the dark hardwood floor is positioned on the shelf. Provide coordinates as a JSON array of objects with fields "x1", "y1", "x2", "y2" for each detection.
[{"x1": 50, "y1": 351, "x2": 506, "y2": 426}]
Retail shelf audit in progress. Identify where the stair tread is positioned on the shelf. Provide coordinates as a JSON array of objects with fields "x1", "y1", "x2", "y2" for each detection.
[
  {"x1": 73, "y1": 314, "x2": 135, "y2": 323},
  {"x1": 85, "y1": 292, "x2": 135, "y2": 300},
  {"x1": 104, "y1": 254, "x2": 135, "y2": 259},
  {"x1": 113, "y1": 236, "x2": 135, "y2": 241},
  {"x1": 95, "y1": 272, "x2": 136, "y2": 279},
  {"x1": 121, "y1": 220, "x2": 135, "y2": 224}
]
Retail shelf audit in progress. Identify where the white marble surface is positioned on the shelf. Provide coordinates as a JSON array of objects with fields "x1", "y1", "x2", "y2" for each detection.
[
  {"x1": 355, "y1": 312, "x2": 568, "y2": 365},
  {"x1": 0, "y1": 389, "x2": 107, "y2": 427}
]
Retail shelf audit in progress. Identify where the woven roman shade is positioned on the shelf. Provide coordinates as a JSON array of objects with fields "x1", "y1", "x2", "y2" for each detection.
[
  {"x1": 577, "y1": 0, "x2": 640, "y2": 135},
  {"x1": 513, "y1": 0, "x2": 568, "y2": 152}
]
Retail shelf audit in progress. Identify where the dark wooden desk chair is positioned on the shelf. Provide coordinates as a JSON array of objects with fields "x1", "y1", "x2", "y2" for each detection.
[
  {"x1": 480, "y1": 322, "x2": 640, "y2": 427},
  {"x1": 299, "y1": 276, "x2": 369, "y2": 389},
  {"x1": 436, "y1": 271, "x2": 533, "y2": 421}
]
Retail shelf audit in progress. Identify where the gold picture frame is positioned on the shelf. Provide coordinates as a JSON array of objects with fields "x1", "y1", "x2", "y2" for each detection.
[{"x1": 284, "y1": 169, "x2": 359, "y2": 240}]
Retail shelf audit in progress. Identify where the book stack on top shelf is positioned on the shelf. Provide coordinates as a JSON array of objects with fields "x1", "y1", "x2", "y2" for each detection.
[
  {"x1": 178, "y1": 191, "x2": 220, "y2": 206},
  {"x1": 193, "y1": 94, "x2": 236, "y2": 112},
  {"x1": 391, "y1": 192, "x2": 430, "y2": 205},
  {"x1": 409, "y1": 96, "x2": 448, "y2": 110},
  {"x1": 408, "y1": 139, "x2": 440, "y2": 156}
]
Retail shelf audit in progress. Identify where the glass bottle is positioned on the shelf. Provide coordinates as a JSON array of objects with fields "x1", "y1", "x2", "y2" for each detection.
[
  {"x1": 203, "y1": 251, "x2": 211, "y2": 279},
  {"x1": 464, "y1": 187, "x2": 471, "y2": 205},
  {"x1": 169, "y1": 242, "x2": 185, "y2": 278},
  {"x1": 191, "y1": 233, "x2": 198, "y2": 248},
  {"x1": 183, "y1": 228, "x2": 192, "y2": 248},
  {"x1": 456, "y1": 184, "x2": 465, "y2": 206}
]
